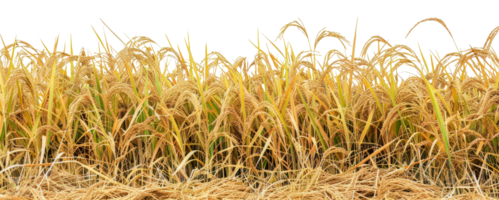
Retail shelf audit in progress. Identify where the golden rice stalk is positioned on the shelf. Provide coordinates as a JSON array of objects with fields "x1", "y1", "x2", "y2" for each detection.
[{"x1": 423, "y1": 77, "x2": 454, "y2": 177}]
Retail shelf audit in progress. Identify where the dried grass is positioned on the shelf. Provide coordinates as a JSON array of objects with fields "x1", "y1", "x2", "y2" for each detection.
[{"x1": 3, "y1": 166, "x2": 493, "y2": 200}]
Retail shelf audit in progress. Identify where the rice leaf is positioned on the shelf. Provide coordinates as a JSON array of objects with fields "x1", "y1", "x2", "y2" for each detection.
[
  {"x1": 172, "y1": 150, "x2": 198, "y2": 176},
  {"x1": 424, "y1": 77, "x2": 454, "y2": 171},
  {"x1": 45, "y1": 55, "x2": 58, "y2": 150},
  {"x1": 358, "y1": 109, "x2": 374, "y2": 145},
  {"x1": 326, "y1": 77, "x2": 351, "y2": 151},
  {"x1": 297, "y1": 88, "x2": 330, "y2": 151}
]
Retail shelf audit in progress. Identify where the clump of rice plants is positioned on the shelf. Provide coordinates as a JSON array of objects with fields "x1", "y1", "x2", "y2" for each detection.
[{"x1": 1, "y1": 18, "x2": 499, "y2": 199}]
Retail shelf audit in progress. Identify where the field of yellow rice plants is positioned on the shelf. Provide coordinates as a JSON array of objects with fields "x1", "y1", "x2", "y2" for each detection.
[{"x1": 1, "y1": 18, "x2": 499, "y2": 199}]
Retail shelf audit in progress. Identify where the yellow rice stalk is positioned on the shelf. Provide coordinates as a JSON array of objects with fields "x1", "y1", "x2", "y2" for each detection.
[
  {"x1": 362, "y1": 77, "x2": 385, "y2": 115},
  {"x1": 90, "y1": 22, "x2": 111, "y2": 53},
  {"x1": 161, "y1": 31, "x2": 175, "y2": 88},
  {"x1": 416, "y1": 38, "x2": 430, "y2": 75},
  {"x1": 239, "y1": 69, "x2": 246, "y2": 123},
  {"x1": 38, "y1": 36, "x2": 52, "y2": 55},
  {"x1": 69, "y1": 29, "x2": 76, "y2": 83},
  {"x1": 326, "y1": 74, "x2": 351, "y2": 152},
  {"x1": 184, "y1": 27, "x2": 207, "y2": 146},
  {"x1": 61, "y1": 36, "x2": 69, "y2": 77},
  {"x1": 0, "y1": 32, "x2": 8, "y2": 146},
  {"x1": 264, "y1": 80, "x2": 296, "y2": 168},
  {"x1": 298, "y1": 88, "x2": 330, "y2": 151},
  {"x1": 46, "y1": 60, "x2": 57, "y2": 151},
  {"x1": 205, "y1": 38, "x2": 209, "y2": 83},
  {"x1": 280, "y1": 39, "x2": 291, "y2": 81},
  {"x1": 102, "y1": 25, "x2": 111, "y2": 57},
  {"x1": 90, "y1": 22, "x2": 111, "y2": 79},
  {"x1": 346, "y1": 139, "x2": 396, "y2": 172},
  {"x1": 423, "y1": 74, "x2": 454, "y2": 174},
  {"x1": 159, "y1": 105, "x2": 185, "y2": 156},
  {"x1": 123, "y1": 57, "x2": 140, "y2": 98},
  {"x1": 98, "y1": 15, "x2": 125, "y2": 46},
  {"x1": 350, "y1": 13, "x2": 360, "y2": 103},
  {"x1": 358, "y1": 109, "x2": 374, "y2": 145},
  {"x1": 42, "y1": 29, "x2": 65, "y2": 151},
  {"x1": 6, "y1": 31, "x2": 19, "y2": 80}
]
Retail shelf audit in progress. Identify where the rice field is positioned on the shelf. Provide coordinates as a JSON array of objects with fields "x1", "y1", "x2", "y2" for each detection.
[{"x1": 1, "y1": 18, "x2": 499, "y2": 199}]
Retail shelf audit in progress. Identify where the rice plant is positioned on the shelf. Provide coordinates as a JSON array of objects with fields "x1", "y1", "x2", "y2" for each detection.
[{"x1": 1, "y1": 18, "x2": 499, "y2": 199}]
